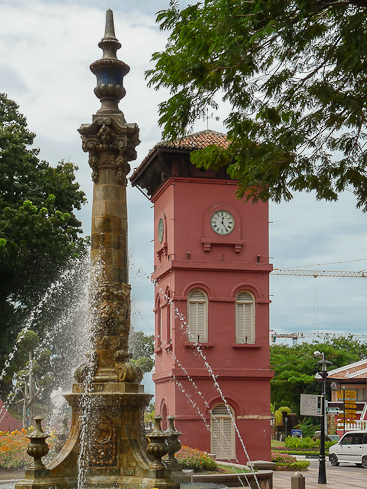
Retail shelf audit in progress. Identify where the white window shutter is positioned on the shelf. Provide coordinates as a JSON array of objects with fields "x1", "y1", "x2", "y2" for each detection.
[
  {"x1": 211, "y1": 404, "x2": 236, "y2": 460},
  {"x1": 211, "y1": 417, "x2": 221, "y2": 457},
  {"x1": 188, "y1": 290, "x2": 208, "y2": 342},
  {"x1": 236, "y1": 291, "x2": 255, "y2": 344}
]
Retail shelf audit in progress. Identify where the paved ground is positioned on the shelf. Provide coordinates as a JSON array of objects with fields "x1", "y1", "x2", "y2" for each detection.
[{"x1": 272, "y1": 460, "x2": 367, "y2": 489}]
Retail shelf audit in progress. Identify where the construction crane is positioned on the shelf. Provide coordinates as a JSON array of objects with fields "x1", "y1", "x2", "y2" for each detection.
[
  {"x1": 270, "y1": 267, "x2": 367, "y2": 344},
  {"x1": 271, "y1": 269, "x2": 367, "y2": 278},
  {"x1": 270, "y1": 331, "x2": 367, "y2": 345}
]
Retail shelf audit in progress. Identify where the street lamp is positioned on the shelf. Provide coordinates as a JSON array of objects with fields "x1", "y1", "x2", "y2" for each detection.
[{"x1": 314, "y1": 351, "x2": 333, "y2": 485}]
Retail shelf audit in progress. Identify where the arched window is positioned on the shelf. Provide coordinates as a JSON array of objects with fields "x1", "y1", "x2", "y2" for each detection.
[
  {"x1": 210, "y1": 403, "x2": 236, "y2": 459},
  {"x1": 155, "y1": 295, "x2": 162, "y2": 348},
  {"x1": 187, "y1": 289, "x2": 208, "y2": 342},
  {"x1": 161, "y1": 403, "x2": 168, "y2": 431},
  {"x1": 236, "y1": 291, "x2": 255, "y2": 344},
  {"x1": 166, "y1": 289, "x2": 172, "y2": 344}
]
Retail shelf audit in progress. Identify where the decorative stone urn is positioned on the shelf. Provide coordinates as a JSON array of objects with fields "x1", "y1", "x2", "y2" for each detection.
[
  {"x1": 26, "y1": 417, "x2": 50, "y2": 470},
  {"x1": 146, "y1": 416, "x2": 169, "y2": 469}
]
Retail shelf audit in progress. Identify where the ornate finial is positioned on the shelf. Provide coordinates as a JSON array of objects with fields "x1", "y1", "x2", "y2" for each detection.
[
  {"x1": 104, "y1": 10, "x2": 117, "y2": 39},
  {"x1": 90, "y1": 9, "x2": 129, "y2": 117},
  {"x1": 99, "y1": 9, "x2": 121, "y2": 59}
]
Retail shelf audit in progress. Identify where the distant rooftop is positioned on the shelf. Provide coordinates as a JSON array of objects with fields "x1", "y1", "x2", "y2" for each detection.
[{"x1": 328, "y1": 359, "x2": 367, "y2": 380}]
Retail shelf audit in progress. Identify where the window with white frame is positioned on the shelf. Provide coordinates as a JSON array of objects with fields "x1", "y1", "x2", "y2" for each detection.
[
  {"x1": 211, "y1": 403, "x2": 236, "y2": 459},
  {"x1": 187, "y1": 289, "x2": 208, "y2": 342},
  {"x1": 236, "y1": 291, "x2": 255, "y2": 344},
  {"x1": 156, "y1": 296, "x2": 162, "y2": 348}
]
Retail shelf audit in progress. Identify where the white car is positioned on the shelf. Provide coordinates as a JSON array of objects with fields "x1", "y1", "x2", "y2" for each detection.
[{"x1": 329, "y1": 431, "x2": 367, "y2": 468}]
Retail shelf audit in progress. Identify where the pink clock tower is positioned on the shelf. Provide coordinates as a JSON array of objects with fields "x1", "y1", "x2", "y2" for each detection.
[{"x1": 131, "y1": 130, "x2": 273, "y2": 463}]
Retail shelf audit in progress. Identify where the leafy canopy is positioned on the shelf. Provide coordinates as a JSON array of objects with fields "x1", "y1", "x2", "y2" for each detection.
[
  {"x1": 0, "y1": 93, "x2": 88, "y2": 393},
  {"x1": 147, "y1": 0, "x2": 367, "y2": 209},
  {"x1": 270, "y1": 335, "x2": 367, "y2": 413}
]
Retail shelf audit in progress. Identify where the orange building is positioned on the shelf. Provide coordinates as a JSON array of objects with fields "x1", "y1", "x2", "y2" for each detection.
[{"x1": 327, "y1": 360, "x2": 367, "y2": 435}]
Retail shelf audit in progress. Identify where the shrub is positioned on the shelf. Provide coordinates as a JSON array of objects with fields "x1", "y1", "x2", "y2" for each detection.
[
  {"x1": 0, "y1": 427, "x2": 56, "y2": 469},
  {"x1": 284, "y1": 436, "x2": 318, "y2": 449},
  {"x1": 284, "y1": 436, "x2": 337, "y2": 451},
  {"x1": 173, "y1": 446, "x2": 217, "y2": 471},
  {"x1": 271, "y1": 451, "x2": 310, "y2": 471}
]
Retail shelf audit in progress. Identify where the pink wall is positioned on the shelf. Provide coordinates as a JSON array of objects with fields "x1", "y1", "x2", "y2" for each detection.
[
  {"x1": 0, "y1": 399, "x2": 23, "y2": 432},
  {"x1": 152, "y1": 175, "x2": 273, "y2": 464}
]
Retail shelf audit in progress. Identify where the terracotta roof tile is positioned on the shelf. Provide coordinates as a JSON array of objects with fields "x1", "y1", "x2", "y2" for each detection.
[
  {"x1": 328, "y1": 360, "x2": 367, "y2": 380},
  {"x1": 155, "y1": 129, "x2": 230, "y2": 150},
  {"x1": 131, "y1": 130, "x2": 229, "y2": 181}
]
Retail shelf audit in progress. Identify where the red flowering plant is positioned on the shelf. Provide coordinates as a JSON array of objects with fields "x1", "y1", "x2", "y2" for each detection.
[
  {"x1": 171, "y1": 446, "x2": 217, "y2": 471},
  {"x1": 0, "y1": 427, "x2": 57, "y2": 469}
]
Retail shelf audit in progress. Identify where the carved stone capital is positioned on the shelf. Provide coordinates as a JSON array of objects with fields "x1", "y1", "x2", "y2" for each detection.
[{"x1": 78, "y1": 117, "x2": 140, "y2": 183}]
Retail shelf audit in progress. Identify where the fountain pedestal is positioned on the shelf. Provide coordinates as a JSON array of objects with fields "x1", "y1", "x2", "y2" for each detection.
[{"x1": 15, "y1": 9, "x2": 179, "y2": 489}]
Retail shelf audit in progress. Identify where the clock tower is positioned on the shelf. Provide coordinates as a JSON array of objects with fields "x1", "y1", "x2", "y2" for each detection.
[{"x1": 131, "y1": 130, "x2": 273, "y2": 463}]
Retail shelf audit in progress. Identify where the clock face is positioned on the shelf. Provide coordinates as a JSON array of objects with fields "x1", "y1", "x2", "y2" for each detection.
[
  {"x1": 158, "y1": 217, "x2": 164, "y2": 243},
  {"x1": 211, "y1": 210, "x2": 235, "y2": 235}
]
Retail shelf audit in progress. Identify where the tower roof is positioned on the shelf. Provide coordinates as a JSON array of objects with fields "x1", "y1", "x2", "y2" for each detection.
[
  {"x1": 150, "y1": 129, "x2": 229, "y2": 151},
  {"x1": 130, "y1": 130, "x2": 230, "y2": 196}
]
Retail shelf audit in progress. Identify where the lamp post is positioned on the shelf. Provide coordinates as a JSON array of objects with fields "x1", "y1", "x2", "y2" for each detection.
[{"x1": 314, "y1": 351, "x2": 332, "y2": 485}]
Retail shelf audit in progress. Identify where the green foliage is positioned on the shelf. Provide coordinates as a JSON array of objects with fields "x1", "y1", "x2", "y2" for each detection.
[
  {"x1": 270, "y1": 335, "x2": 366, "y2": 413},
  {"x1": 0, "y1": 93, "x2": 88, "y2": 397},
  {"x1": 173, "y1": 446, "x2": 217, "y2": 471},
  {"x1": 285, "y1": 436, "x2": 318, "y2": 449},
  {"x1": 130, "y1": 356, "x2": 154, "y2": 374},
  {"x1": 147, "y1": 0, "x2": 367, "y2": 210},
  {"x1": 275, "y1": 450, "x2": 318, "y2": 456},
  {"x1": 271, "y1": 452, "x2": 310, "y2": 471},
  {"x1": 17, "y1": 330, "x2": 39, "y2": 352},
  {"x1": 129, "y1": 330, "x2": 154, "y2": 373},
  {"x1": 279, "y1": 406, "x2": 291, "y2": 414},
  {"x1": 284, "y1": 436, "x2": 337, "y2": 451},
  {"x1": 144, "y1": 404, "x2": 155, "y2": 424},
  {"x1": 274, "y1": 406, "x2": 291, "y2": 426},
  {"x1": 294, "y1": 418, "x2": 320, "y2": 438}
]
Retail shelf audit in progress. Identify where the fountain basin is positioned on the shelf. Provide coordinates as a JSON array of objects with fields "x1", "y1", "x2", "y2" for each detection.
[{"x1": 192, "y1": 470, "x2": 273, "y2": 488}]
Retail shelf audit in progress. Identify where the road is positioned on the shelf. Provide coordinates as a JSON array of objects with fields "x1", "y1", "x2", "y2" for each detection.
[{"x1": 273, "y1": 459, "x2": 367, "y2": 489}]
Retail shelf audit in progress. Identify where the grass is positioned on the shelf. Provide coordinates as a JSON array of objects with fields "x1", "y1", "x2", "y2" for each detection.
[
  {"x1": 271, "y1": 439, "x2": 285, "y2": 447},
  {"x1": 216, "y1": 464, "x2": 252, "y2": 474}
]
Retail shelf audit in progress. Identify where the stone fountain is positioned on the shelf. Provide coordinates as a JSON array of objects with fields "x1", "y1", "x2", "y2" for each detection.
[{"x1": 15, "y1": 10, "x2": 179, "y2": 489}]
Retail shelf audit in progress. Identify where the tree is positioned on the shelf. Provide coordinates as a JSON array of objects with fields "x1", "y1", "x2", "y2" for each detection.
[
  {"x1": 8, "y1": 331, "x2": 53, "y2": 427},
  {"x1": 147, "y1": 0, "x2": 367, "y2": 209},
  {"x1": 129, "y1": 330, "x2": 155, "y2": 374},
  {"x1": 0, "y1": 93, "x2": 87, "y2": 395},
  {"x1": 270, "y1": 336, "x2": 367, "y2": 413}
]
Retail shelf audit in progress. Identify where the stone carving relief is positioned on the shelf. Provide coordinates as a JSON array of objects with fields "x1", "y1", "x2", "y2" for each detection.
[
  {"x1": 114, "y1": 355, "x2": 143, "y2": 384},
  {"x1": 79, "y1": 117, "x2": 140, "y2": 184},
  {"x1": 90, "y1": 415, "x2": 117, "y2": 466}
]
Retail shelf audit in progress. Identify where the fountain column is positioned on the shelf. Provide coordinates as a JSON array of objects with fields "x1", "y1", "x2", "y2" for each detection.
[{"x1": 78, "y1": 9, "x2": 140, "y2": 384}]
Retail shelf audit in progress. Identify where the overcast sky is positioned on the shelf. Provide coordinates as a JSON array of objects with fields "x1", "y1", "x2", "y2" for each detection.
[{"x1": 1, "y1": 0, "x2": 367, "y2": 383}]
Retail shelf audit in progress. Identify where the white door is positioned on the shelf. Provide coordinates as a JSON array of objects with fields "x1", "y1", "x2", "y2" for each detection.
[{"x1": 337, "y1": 433, "x2": 354, "y2": 462}]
